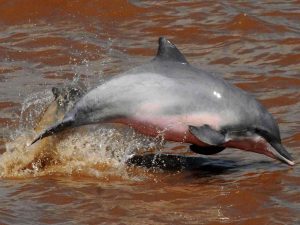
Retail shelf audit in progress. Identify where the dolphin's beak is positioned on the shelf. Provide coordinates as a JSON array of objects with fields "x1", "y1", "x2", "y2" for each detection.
[{"x1": 268, "y1": 141, "x2": 295, "y2": 166}]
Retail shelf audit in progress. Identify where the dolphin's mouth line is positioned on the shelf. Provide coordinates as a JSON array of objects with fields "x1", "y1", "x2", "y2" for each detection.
[
  {"x1": 270, "y1": 149, "x2": 295, "y2": 166},
  {"x1": 249, "y1": 127, "x2": 295, "y2": 166},
  {"x1": 267, "y1": 142, "x2": 295, "y2": 166},
  {"x1": 224, "y1": 134, "x2": 295, "y2": 166}
]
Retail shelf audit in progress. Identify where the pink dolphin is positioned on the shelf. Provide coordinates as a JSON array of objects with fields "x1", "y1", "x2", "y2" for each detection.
[{"x1": 31, "y1": 37, "x2": 294, "y2": 166}]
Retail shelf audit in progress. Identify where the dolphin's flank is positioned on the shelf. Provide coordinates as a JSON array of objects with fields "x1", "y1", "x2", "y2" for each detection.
[{"x1": 31, "y1": 37, "x2": 294, "y2": 166}]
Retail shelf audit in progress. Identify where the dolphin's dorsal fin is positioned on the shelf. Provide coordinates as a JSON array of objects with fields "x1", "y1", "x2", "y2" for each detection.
[{"x1": 153, "y1": 37, "x2": 188, "y2": 64}]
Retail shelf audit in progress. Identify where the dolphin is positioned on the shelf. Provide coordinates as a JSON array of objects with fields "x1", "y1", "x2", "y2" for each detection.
[{"x1": 30, "y1": 37, "x2": 294, "y2": 166}]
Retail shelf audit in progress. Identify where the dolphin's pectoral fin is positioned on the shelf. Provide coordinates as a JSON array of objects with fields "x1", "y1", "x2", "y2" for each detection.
[
  {"x1": 188, "y1": 125, "x2": 225, "y2": 146},
  {"x1": 189, "y1": 144, "x2": 225, "y2": 155}
]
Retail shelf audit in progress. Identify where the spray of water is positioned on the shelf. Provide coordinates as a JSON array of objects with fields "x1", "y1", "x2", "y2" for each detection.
[
  {"x1": 0, "y1": 84, "x2": 163, "y2": 179},
  {"x1": 19, "y1": 90, "x2": 54, "y2": 132}
]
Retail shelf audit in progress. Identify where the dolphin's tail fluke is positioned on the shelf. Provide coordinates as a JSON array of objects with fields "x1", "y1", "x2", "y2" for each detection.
[{"x1": 30, "y1": 117, "x2": 74, "y2": 146}]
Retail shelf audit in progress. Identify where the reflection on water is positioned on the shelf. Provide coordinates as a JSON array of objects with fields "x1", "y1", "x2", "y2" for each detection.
[{"x1": 0, "y1": 1, "x2": 299, "y2": 224}]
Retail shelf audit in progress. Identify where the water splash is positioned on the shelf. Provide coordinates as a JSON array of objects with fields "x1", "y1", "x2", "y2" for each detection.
[
  {"x1": 1, "y1": 125, "x2": 161, "y2": 179},
  {"x1": 18, "y1": 89, "x2": 54, "y2": 132},
  {"x1": 1, "y1": 85, "x2": 162, "y2": 179}
]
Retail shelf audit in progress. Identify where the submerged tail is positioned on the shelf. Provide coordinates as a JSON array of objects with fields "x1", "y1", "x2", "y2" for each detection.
[{"x1": 30, "y1": 117, "x2": 74, "y2": 146}]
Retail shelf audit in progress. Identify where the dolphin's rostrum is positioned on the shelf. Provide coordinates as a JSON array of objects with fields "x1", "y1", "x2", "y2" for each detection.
[{"x1": 31, "y1": 37, "x2": 294, "y2": 166}]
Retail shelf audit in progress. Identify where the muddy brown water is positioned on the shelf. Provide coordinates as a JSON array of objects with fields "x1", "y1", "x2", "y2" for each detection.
[{"x1": 0, "y1": 1, "x2": 300, "y2": 224}]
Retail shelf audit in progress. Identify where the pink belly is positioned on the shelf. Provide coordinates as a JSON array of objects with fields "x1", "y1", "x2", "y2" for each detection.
[
  {"x1": 110, "y1": 114, "x2": 278, "y2": 161},
  {"x1": 112, "y1": 114, "x2": 221, "y2": 147}
]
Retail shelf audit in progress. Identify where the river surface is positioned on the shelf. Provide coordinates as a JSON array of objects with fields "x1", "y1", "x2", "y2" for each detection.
[{"x1": 0, "y1": 1, "x2": 300, "y2": 224}]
